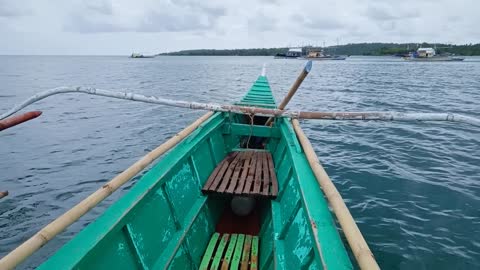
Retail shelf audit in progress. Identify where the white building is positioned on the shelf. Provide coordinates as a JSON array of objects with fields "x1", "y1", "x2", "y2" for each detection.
[{"x1": 417, "y1": 48, "x2": 436, "y2": 58}]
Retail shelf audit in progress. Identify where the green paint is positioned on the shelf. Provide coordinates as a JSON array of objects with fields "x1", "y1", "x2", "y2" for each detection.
[
  {"x1": 223, "y1": 234, "x2": 238, "y2": 267},
  {"x1": 38, "y1": 75, "x2": 353, "y2": 270},
  {"x1": 199, "y1": 233, "x2": 219, "y2": 270},
  {"x1": 251, "y1": 236, "x2": 259, "y2": 270},
  {"x1": 234, "y1": 76, "x2": 277, "y2": 109},
  {"x1": 242, "y1": 235, "x2": 253, "y2": 268},
  {"x1": 211, "y1": 234, "x2": 229, "y2": 269},
  {"x1": 225, "y1": 123, "x2": 281, "y2": 138},
  {"x1": 123, "y1": 224, "x2": 147, "y2": 269},
  {"x1": 231, "y1": 234, "x2": 245, "y2": 270},
  {"x1": 242, "y1": 235, "x2": 252, "y2": 261}
]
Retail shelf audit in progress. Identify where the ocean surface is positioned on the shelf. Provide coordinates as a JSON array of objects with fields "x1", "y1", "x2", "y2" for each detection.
[{"x1": 0, "y1": 55, "x2": 479, "y2": 269}]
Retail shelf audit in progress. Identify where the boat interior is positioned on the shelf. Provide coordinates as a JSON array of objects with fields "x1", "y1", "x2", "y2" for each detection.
[{"x1": 39, "y1": 76, "x2": 350, "y2": 270}]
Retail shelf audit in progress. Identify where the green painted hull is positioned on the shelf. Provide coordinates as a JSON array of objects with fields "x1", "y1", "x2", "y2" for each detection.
[{"x1": 39, "y1": 76, "x2": 352, "y2": 269}]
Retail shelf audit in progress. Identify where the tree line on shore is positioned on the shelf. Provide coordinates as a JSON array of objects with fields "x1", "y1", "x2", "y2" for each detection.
[{"x1": 159, "y1": 43, "x2": 480, "y2": 56}]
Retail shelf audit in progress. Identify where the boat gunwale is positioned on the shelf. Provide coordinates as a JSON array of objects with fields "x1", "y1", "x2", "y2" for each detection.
[
  {"x1": 38, "y1": 112, "x2": 226, "y2": 269},
  {"x1": 269, "y1": 117, "x2": 353, "y2": 269}
]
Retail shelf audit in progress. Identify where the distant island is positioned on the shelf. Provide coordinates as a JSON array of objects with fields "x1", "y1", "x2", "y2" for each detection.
[{"x1": 159, "y1": 43, "x2": 480, "y2": 56}]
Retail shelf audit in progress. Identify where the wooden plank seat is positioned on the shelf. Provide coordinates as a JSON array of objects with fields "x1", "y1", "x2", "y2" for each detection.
[
  {"x1": 199, "y1": 233, "x2": 259, "y2": 270},
  {"x1": 202, "y1": 151, "x2": 278, "y2": 198}
]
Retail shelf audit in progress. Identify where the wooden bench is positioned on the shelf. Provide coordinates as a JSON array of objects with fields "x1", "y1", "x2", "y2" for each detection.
[
  {"x1": 202, "y1": 151, "x2": 278, "y2": 198},
  {"x1": 199, "y1": 233, "x2": 259, "y2": 270}
]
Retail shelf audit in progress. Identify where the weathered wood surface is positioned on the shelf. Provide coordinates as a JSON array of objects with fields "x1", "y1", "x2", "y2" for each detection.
[
  {"x1": 200, "y1": 233, "x2": 257, "y2": 270},
  {"x1": 202, "y1": 151, "x2": 278, "y2": 198}
]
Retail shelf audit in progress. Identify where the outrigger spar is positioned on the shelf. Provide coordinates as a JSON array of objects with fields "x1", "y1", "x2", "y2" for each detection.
[
  {"x1": 1, "y1": 61, "x2": 478, "y2": 270},
  {"x1": 1, "y1": 88, "x2": 479, "y2": 127}
]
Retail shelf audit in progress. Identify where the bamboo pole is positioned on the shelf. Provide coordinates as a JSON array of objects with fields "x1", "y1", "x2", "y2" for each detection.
[
  {"x1": 0, "y1": 191, "x2": 8, "y2": 199},
  {"x1": 265, "y1": 61, "x2": 312, "y2": 126},
  {"x1": 292, "y1": 119, "x2": 380, "y2": 270},
  {"x1": 0, "y1": 112, "x2": 214, "y2": 270},
  {"x1": 0, "y1": 111, "x2": 42, "y2": 131},
  {"x1": 2, "y1": 87, "x2": 479, "y2": 127}
]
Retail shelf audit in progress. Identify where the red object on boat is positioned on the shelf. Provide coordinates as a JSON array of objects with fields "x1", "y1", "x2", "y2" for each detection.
[{"x1": 0, "y1": 111, "x2": 42, "y2": 131}]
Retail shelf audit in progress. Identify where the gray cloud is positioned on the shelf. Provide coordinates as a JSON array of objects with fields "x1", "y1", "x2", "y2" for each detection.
[
  {"x1": 292, "y1": 14, "x2": 346, "y2": 30},
  {"x1": 84, "y1": 0, "x2": 113, "y2": 15},
  {"x1": 365, "y1": 6, "x2": 397, "y2": 21},
  {"x1": 305, "y1": 18, "x2": 345, "y2": 30},
  {"x1": 364, "y1": 5, "x2": 420, "y2": 21},
  {"x1": 63, "y1": 13, "x2": 127, "y2": 33},
  {"x1": 64, "y1": 0, "x2": 226, "y2": 33},
  {"x1": 171, "y1": 0, "x2": 227, "y2": 17},
  {"x1": 139, "y1": 11, "x2": 216, "y2": 32},
  {"x1": 0, "y1": 0, "x2": 31, "y2": 17},
  {"x1": 248, "y1": 11, "x2": 277, "y2": 32},
  {"x1": 259, "y1": 0, "x2": 280, "y2": 4}
]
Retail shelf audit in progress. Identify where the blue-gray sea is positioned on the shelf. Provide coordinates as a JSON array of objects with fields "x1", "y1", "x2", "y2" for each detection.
[{"x1": 0, "y1": 56, "x2": 479, "y2": 269}]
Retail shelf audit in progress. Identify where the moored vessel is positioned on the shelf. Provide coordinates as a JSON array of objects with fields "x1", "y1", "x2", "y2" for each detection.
[
  {"x1": 274, "y1": 48, "x2": 303, "y2": 59},
  {"x1": 303, "y1": 49, "x2": 347, "y2": 60},
  {"x1": 130, "y1": 52, "x2": 155, "y2": 58},
  {"x1": 403, "y1": 48, "x2": 464, "y2": 61}
]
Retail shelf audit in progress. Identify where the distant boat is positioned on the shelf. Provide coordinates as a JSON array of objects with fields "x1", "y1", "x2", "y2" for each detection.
[
  {"x1": 274, "y1": 48, "x2": 303, "y2": 59},
  {"x1": 403, "y1": 48, "x2": 464, "y2": 62},
  {"x1": 130, "y1": 53, "x2": 155, "y2": 58},
  {"x1": 302, "y1": 50, "x2": 347, "y2": 60}
]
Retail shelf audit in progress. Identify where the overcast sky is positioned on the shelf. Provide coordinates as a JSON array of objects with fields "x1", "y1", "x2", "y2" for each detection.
[{"x1": 1, "y1": 0, "x2": 478, "y2": 55}]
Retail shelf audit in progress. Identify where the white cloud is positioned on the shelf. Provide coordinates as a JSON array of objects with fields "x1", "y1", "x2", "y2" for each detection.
[{"x1": 0, "y1": 0, "x2": 478, "y2": 54}]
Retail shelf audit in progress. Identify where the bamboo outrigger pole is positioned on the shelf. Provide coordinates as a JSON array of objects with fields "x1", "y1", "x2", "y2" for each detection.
[
  {"x1": 3, "y1": 87, "x2": 479, "y2": 127},
  {"x1": 0, "y1": 191, "x2": 8, "y2": 200},
  {"x1": 292, "y1": 119, "x2": 380, "y2": 270},
  {"x1": 0, "y1": 111, "x2": 42, "y2": 131},
  {"x1": 265, "y1": 60, "x2": 312, "y2": 126},
  {"x1": 0, "y1": 112, "x2": 213, "y2": 270}
]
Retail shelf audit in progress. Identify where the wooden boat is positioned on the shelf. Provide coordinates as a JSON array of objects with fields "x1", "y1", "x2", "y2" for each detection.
[
  {"x1": 8, "y1": 63, "x2": 444, "y2": 270},
  {"x1": 32, "y1": 74, "x2": 353, "y2": 269}
]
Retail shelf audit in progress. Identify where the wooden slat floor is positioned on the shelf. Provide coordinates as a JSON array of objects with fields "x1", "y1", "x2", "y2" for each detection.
[
  {"x1": 199, "y1": 233, "x2": 259, "y2": 270},
  {"x1": 202, "y1": 151, "x2": 278, "y2": 198}
]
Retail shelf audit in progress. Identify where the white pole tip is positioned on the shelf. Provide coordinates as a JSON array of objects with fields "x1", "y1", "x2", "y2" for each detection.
[{"x1": 304, "y1": 61, "x2": 313, "y2": 73}]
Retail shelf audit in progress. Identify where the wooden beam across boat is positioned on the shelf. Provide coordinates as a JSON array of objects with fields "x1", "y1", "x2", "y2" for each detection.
[{"x1": 202, "y1": 151, "x2": 278, "y2": 198}]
